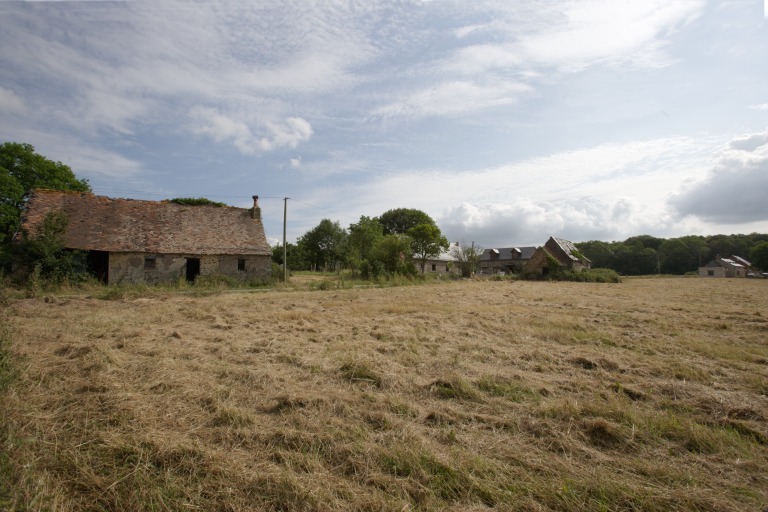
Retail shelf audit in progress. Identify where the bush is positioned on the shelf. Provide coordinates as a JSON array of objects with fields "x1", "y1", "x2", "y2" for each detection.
[
  {"x1": 523, "y1": 268, "x2": 621, "y2": 283},
  {"x1": 559, "y1": 268, "x2": 622, "y2": 283}
]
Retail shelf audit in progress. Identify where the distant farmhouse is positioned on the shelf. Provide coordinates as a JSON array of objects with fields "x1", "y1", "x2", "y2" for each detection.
[
  {"x1": 698, "y1": 255, "x2": 755, "y2": 278},
  {"x1": 479, "y1": 246, "x2": 537, "y2": 275},
  {"x1": 18, "y1": 190, "x2": 272, "y2": 285},
  {"x1": 423, "y1": 249, "x2": 461, "y2": 275},
  {"x1": 523, "y1": 236, "x2": 591, "y2": 276}
]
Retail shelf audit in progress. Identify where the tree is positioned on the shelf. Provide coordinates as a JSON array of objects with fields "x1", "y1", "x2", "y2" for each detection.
[
  {"x1": 271, "y1": 242, "x2": 307, "y2": 272},
  {"x1": 170, "y1": 197, "x2": 226, "y2": 207},
  {"x1": 658, "y1": 237, "x2": 704, "y2": 274},
  {"x1": 576, "y1": 241, "x2": 615, "y2": 269},
  {"x1": 378, "y1": 208, "x2": 435, "y2": 235},
  {"x1": 408, "y1": 223, "x2": 449, "y2": 275},
  {"x1": 450, "y1": 242, "x2": 483, "y2": 278},
  {"x1": 749, "y1": 241, "x2": 768, "y2": 271},
  {"x1": 372, "y1": 234, "x2": 413, "y2": 275},
  {"x1": 1, "y1": 142, "x2": 91, "y2": 271},
  {"x1": 347, "y1": 215, "x2": 384, "y2": 273},
  {"x1": 296, "y1": 219, "x2": 347, "y2": 271}
]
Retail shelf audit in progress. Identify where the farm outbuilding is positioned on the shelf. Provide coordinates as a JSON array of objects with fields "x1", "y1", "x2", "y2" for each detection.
[
  {"x1": 479, "y1": 246, "x2": 537, "y2": 275},
  {"x1": 17, "y1": 189, "x2": 272, "y2": 285},
  {"x1": 523, "y1": 236, "x2": 591, "y2": 276},
  {"x1": 698, "y1": 255, "x2": 748, "y2": 278}
]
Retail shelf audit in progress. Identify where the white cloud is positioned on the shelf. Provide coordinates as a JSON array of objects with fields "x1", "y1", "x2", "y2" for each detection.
[
  {"x1": 0, "y1": 87, "x2": 25, "y2": 113},
  {"x1": 670, "y1": 130, "x2": 768, "y2": 223},
  {"x1": 293, "y1": 135, "x2": 717, "y2": 245},
  {"x1": 289, "y1": 157, "x2": 302, "y2": 168},
  {"x1": 372, "y1": 80, "x2": 530, "y2": 119},
  {"x1": 438, "y1": 197, "x2": 672, "y2": 247},
  {"x1": 190, "y1": 107, "x2": 312, "y2": 154},
  {"x1": 750, "y1": 103, "x2": 768, "y2": 111},
  {"x1": 376, "y1": 0, "x2": 704, "y2": 120},
  {"x1": 513, "y1": 0, "x2": 703, "y2": 72}
]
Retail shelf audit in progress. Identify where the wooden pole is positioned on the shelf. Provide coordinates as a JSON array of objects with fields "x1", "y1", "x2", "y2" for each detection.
[{"x1": 283, "y1": 197, "x2": 289, "y2": 282}]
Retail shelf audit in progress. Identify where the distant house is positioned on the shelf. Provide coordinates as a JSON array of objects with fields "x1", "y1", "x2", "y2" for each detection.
[
  {"x1": 17, "y1": 189, "x2": 272, "y2": 285},
  {"x1": 423, "y1": 250, "x2": 460, "y2": 275},
  {"x1": 698, "y1": 255, "x2": 748, "y2": 278},
  {"x1": 523, "y1": 236, "x2": 591, "y2": 276},
  {"x1": 479, "y1": 246, "x2": 537, "y2": 275}
]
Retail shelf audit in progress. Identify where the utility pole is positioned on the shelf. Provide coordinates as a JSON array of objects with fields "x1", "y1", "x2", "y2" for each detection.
[{"x1": 283, "y1": 197, "x2": 289, "y2": 282}]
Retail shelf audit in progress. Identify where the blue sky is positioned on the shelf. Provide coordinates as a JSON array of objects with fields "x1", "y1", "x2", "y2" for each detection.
[{"x1": 1, "y1": 0, "x2": 767, "y2": 247}]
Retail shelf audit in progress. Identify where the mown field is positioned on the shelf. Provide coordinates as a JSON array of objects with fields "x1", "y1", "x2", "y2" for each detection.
[{"x1": 1, "y1": 277, "x2": 767, "y2": 511}]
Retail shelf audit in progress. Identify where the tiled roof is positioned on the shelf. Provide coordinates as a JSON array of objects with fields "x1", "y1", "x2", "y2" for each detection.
[{"x1": 19, "y1": 189, "x2": 271, "y2": 256}]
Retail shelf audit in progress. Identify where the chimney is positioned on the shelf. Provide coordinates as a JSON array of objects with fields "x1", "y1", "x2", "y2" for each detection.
[{"x1": 251, "y1": 195, "x2": 261, "y2": 220}]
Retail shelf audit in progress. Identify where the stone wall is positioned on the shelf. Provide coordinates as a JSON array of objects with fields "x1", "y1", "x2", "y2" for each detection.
[{"x1": 107, "y1": 252, "x2": 271, "y2": 285}]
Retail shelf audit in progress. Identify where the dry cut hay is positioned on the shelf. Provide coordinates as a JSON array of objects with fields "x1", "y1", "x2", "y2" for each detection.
[{"x1": 1, "y1": 277, "x2": 767, "y2": 511}]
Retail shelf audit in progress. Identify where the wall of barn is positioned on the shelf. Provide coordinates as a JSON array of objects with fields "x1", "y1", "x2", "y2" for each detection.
[{"x1": 107, "y1": 253, "x2": 271, "y2": 285}]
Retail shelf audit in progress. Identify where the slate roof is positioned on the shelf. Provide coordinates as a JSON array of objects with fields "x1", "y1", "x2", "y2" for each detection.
[
  {"x1": 548, "y1": 237, "x2": 591, "y2": 263},
  {"x1": 19, "y1": 189, "x2": 271, "y2": 256},
  {"x1": 479, "y1": 246, "x2": 537, "y2": 261}
]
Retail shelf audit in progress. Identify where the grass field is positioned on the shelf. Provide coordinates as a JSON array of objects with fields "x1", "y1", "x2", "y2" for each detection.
[{"x1": 1, "y1": 277, "x2": 767, "y2": 511}]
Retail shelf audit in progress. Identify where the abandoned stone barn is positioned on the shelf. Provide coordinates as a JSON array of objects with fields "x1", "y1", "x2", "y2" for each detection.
[
  {"x1": 19, "y1": 189, "x2": 272, "y2": 285},
  {"x1": 523, "y1": 236, "x2": 592, "y2": 276}
]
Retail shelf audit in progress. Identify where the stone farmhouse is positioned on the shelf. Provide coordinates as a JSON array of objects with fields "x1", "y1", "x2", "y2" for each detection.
[
  {"x1": 698, "y1": 255, "x2": 751, "y2": 278},
  {"x1": 18, "y1": 189, "x2": 272, "y2": 285},
  {"x1": 479, "y1": 246, "x2": 537, "y2": 275},
  {"x1": 423, "y1": 250, "x2": 461, "y2": 275},
  {"x1": 523, "y1": 236, "x2": 591, "y2": 276}
]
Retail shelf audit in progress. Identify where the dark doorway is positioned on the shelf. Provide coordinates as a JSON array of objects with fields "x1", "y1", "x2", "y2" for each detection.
[
  {"x1": 186, "y1": 258, "x2": 201, "y2": 283},
  {"x1": 87, "y1": 251, "x2": 109, "y2": 284}
]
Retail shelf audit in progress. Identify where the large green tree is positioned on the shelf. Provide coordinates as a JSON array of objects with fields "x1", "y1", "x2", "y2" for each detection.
[
  {"x1": 575, "y1": 240, "x2": 616, "y2": 269},
  {"x1": 347, "y1": 215, "x2": 384, "y2": 272},
  {"x1": 372, "y1": 234, "x2": 414, "y2": 275},
  {"x1": 408, "y1": 223, "x2": 449, "y2": 275},
  {"x1": 1, "y1": 142, "x2": 91, "y2": 269},
  {"x1": 378, "y1": 208, "x2": 435, "y2": 235},
  {"x1": 749, "y1": 241, "x2": 768, "y2": 271},
  {"x1": 296, "y1": 219, "x2": 348, "y2": 271}
]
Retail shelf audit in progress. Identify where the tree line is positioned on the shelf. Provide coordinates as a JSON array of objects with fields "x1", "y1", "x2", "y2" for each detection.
[
  {"x1": 575, "y1": 234, "x2": 768, "y2": 275},
  {"x1": 271, "y1": 208, "x2": 462, "y2": 278}
]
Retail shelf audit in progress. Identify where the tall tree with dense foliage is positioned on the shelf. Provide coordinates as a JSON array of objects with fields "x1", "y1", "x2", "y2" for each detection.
[
  {"x1": 1, "y1": 142, "x2": 91, "y2": 270},
  {"x1": 408, "y1": 223, "x2": 449, "y2": 275},
  {"x1": 749, "y1": 241, "x2": 768, "y2": 271},
  {"x1": 575, "y1": 240, "x2": 616, "y2": 269},
  {"x1": 296, "y1": 219, "x2": 348, "y2": 271},
  {"x1": 347, "y1": 215, "x2": 384, "y2": 273},
  {"x1": 372, "y1": 234, "x2": 414, "y2": 275},
  {"x1": 378, "y1": 208, "x2": 435, "y2": 235}
]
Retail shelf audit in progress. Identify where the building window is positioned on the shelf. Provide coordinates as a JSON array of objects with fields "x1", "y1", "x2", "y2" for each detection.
[
  {"x1": 144, "y1": 257, "x2": 156, "y2": 270},
  {"x1": 238, "y1": 259, "x2": 246, "y2": 271},
  {"x1": 431, "y1": 264, "x2": 437, "y2": 272},
  {"x1": 708, "y1": 270, "x2": 714, "y2": 276}
]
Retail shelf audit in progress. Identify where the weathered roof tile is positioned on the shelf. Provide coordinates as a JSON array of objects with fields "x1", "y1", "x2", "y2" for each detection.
[{"x1": 20, "y1": 189, "x2": 271, "y2": 256}]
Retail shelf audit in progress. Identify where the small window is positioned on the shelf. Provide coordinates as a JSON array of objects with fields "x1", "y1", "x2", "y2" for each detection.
[
  {"x1": 238, "y1": 259, "x2": 246, "y2": 271},
  {"x1": 144, "y1": 257, "x2": 156, "y2": 270},
  {"x1": 431, "y1": 264, "x2": 437, "y2": 272},
  {"x1": 707, "y1": 270, "x2": 714, "y2": 276}
]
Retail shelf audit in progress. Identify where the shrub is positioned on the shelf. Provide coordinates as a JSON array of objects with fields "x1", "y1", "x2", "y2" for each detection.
[{"x1": 524, "y1": 268, "x2": 621, "y2": 283}]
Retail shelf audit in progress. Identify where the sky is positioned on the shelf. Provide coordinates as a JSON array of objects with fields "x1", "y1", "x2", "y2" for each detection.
[{"x1": 1, "y1": 0, "x2": 767, "y2": 248}]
